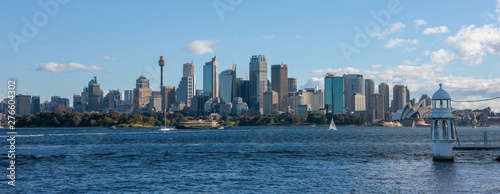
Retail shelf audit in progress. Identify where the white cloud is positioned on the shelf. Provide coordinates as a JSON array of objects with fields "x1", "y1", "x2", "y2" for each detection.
[
  {"x1": 422, "y1": 26, "x2": 450, "y2": 34},
  {"x1": 300, "y1": 77, "x2": 324, "y2": 90},
  {"x1": 311, "y1": 67, "x2": 361, "y2": 77},
  {"x1": 414, "y1": 19, "x2": 427, "y2": 29},
  {"x1": 183, "y1": 40, "x2": 220, "y2": 55},
  {"x1": 372, "y1": 64, "x2": 382, "y2": 68},
  {"x1": 384, "y1": 38, "x2": 419, "y2": 48},
  {"x1": 430, "y1": 49, "x2": 454, "y2": 65},
  {"x1": 370, "y1": 22, "x2": 406, "y2": 39},
  {"x1": 256, "y1": 35, "x2": 276, "y2": 42},
  {"x1": 35, "y1": 62, "x2": 104, "y2": 74},
  {"x1": 497, "y1": 0, "x2": 500, "y2": 21},
  {"x1": 101, "y1": 56, "x2": 117, "y2": 62},
  {"x1": 445, "y1": 24, "x2": 500, "y2": 65}
]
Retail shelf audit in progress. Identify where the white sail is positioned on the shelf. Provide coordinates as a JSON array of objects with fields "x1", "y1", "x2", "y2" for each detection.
[
  {"x1": 329, "y1": 118, "x2": 337, "y2": 130},
  {"x1": 412, "y1": 120, "x2": 415, "y2": 128}
]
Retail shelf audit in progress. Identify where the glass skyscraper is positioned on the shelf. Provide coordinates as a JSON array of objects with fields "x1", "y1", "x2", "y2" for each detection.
[{"x1": 324, "y1": 73, "x2": 344, "y2": 114}]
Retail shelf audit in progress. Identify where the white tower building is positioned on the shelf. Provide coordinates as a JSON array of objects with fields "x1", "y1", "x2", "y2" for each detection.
[{"x1": 429, "y1": 84, "x2": 456, "y2": 162}]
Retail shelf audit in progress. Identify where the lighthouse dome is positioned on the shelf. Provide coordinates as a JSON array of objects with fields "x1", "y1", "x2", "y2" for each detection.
[{"x1": 432, "y1": 83, "x2": 451, "y2": 100}]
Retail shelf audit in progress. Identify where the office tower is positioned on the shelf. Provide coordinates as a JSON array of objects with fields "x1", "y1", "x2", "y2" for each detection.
[
  {"x1": 313, "y1": 89, "x2": 324, "y2": 111},
  {"x1": 219, "y1": 64, "x2": 237, "y2": 103},
  {"x1": 15, "y1": 94, "x2": 31, "y2": 116},
  {"x1": 263, "y1": 90, "x2": 278, "y2": 115},
  {"x1": 406, "y1": 88, "x2": 411, "y2": 104},
  {"x1": 177, "y1": 62, "x2": 196, "y2": 107},
  {"x1": 271, "y1": 64, "x2": 288, "y2": 112},
  {"x1": 365, "y1": 79, "x2": 375, "y2": 111},
  {"x1": 324, "y1": 73, "x2": 345, "y2": 114},
  {"x1": 133, "y1": 75, "x2": 152, "y2": 112},
  {"x1": 288, "y1": 78, "x2": 297, "y2": 93},
  {"x1": 288, "y1": 92, "x2": 297, "y2": 113},
  {"x1": 249, "y1": 55, "x2": 267, "y2": 113},
  {"x1": 344, "y1": 74, "x2": 365, "y2": 112},
  {"x1": 73, "y1": 95, "x2": 83, "y2": 112},
  {"x1": 393, "y1": 85, "x2": 407, "y2": 112},
  {"x1": 191, "y1": 95, "x2": 210, "y2": 115},
  {"x1": 236, "y1": 79, "x2": 250, "y2": 104},
  {"x1": 124, "y1": 90, "x2": 133, "y2": 104},
  {"x1": 371, "y1": 94, "x2": 385, "y2": 120},
  {"x1": 352, "y1": 93, "x2": 366, "y2": 111},
  {"x1": 50, "y1": 96, "x2": 60, "y2": 111},
  {"x1": 41, "y1": 100, "x2": 50, "y2": 112},
  {"x1": 231, "y1": 97, "x2": 249, "y2": 116},
  {"x1": 149, "y1": 91, "x2": 162, "y2": 111},
  {"x1": 81, "y1": 87, "x2": 88, "y2": 112},
  {"x1": 103, "y1": 90, "x2": 121, "y2": 109},
  {"x1": 203, "y1": 56, "x2": 219, "y2": 98},
  {"x1": 420, "y1": 94, "x2": 432, "y2": 106},
  {"x1": 58, "y1": 98, "x2": 69, "y2": 110},
  {"x1": 296, "y1": 87, "x2": 323, "y2": 112},
  {"x1": 88, "y1": 76, "x2": 101, "y2": 112},
  {"x1": 162, "y1": 86, "x2": 176, "y2": 111},
  {"x1": 31, "y1": 96, "x2": 40, "y2": 114},
  {"x1": 378, "y1": 83, "x2": 390, "y2": 113}
]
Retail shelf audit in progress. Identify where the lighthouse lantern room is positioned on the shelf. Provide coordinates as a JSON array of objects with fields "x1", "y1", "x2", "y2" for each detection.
[{"x1": 429, "y1": 83, "x2": 457, "y2": 162}]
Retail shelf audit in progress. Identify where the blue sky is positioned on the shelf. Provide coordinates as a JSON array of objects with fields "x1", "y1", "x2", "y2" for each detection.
[{"x1": 1, "y1": 0, "x2": 500, "y2": 110}]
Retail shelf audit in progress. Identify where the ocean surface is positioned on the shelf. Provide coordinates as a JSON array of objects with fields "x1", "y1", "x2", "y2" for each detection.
[{"x1": 2, "y1": 126, "x2": 500, "y2": 193}]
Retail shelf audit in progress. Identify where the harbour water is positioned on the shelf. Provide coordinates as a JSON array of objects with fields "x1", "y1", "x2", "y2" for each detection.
[{"x1": 2, "y1": 126, "x2": 499, "y2": 193}]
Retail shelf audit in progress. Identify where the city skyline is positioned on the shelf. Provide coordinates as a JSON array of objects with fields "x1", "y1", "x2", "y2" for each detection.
[{"x1": 2, "y1": 1, "x2": 500, "y2": 111}]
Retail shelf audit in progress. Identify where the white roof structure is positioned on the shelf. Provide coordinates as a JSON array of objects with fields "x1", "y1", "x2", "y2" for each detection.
[
  {"x1": 432, "y1": 83, "x2": 451, "y2": 100},
  {"x1": 392, "y1": 97, "x2": 432, "y2": 121}
]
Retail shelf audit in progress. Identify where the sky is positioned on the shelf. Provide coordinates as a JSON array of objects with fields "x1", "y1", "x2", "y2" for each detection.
[{"x1": 1, "y1": 0, "x2": 500, "y2": 111}]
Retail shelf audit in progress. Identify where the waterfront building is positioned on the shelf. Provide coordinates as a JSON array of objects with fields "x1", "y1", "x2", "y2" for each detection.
[
  {"x1": 344, "y1": 74, "x2": 365, "y2": 112},
  {"x1": 379, "y1": 83, "x2": 390, "y2": 113},
  {"x1": 249, "y1": 55, "x2": 267, "y2": 114},
  {"x1": 203, "y1": 56, "x2": 219, "y2": 98},
  {"x1": 176, "y1": 62, "x2": 196, "y2": 107},
  {"x1": 324, "y1": 73, "x2": 345, "y2": 114},
  {"x1": 371, "y1": 94, "x2": 385, "y2": 120},
  {"x1": 219, "y1": 65, "x2": 237, "y2": 103},
  {"x1": 88, "y1": 76, "x2": 101, "y2": 112},
  {"x1": 271, "y1": 64, "x2": 288, "y2": 112},
  {"x1": 429, "y1": 84, "x2": 456, "y2": 162},
  {"x1": 263, "y1": 90, "x2": 278, "y2": 115}
]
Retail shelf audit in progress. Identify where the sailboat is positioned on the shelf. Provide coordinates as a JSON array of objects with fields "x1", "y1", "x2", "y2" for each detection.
[
  {"x1": 328, "y1": 118, "x2": 337, "y2": 130},
  {"x1": 412, "y1": 120, "x2": 416, "y2": 128},
  {"x1": 160, "y1": 112, "x2": 174, "y2": 131}
]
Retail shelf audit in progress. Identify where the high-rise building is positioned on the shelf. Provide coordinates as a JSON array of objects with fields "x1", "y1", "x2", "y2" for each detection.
[
  {"x1": 149, "y1": 91, "x2": 162, "y2": 111},
  {"x1": 296, "y1": 87, "x2": 324, "y2": 112},
  {"x1": 352, "y1": 93, "x2": 366, "y2": 111},
  {"x1": 191, "y1": 95, "x2": 210, "y2": 115},
  {"x1": 15, "y1": 94, "x2": 31, "y2": 116},
  {"x1": 177, "y1": 62, "x2": 196, "y2": 107},
  {"x1": 263, "y1": 90, "x2": 278, "y2": 115},
  {"x1": 371, "y1": 94, "x2": 385, "y2": 120},
  {"x1": 324, "y1": 73, "x2": 345, "y2": 114},
  {"x1": 31, "y1": 96, "x2": 40, "y2": 114},
  {"x1": 133, "y1": 75, "x2": 152, "y2": 112},
  {"x1": 73, "y1": 95, "x2": 83, "y2": 112},
  {"x1": 236, "y1": 78, "x2": 250, "y2": 104},
  {"x1": 288, "y1": 78, "x2": 297, "y2": 93},
  {"x1": 392, "y1": 85, "x2": 407, "y2": 112},
  {"x1": 344, "y1": 74, "x2": 365, "y2": 112},
  {"x1": 162, "y1": 86, "x2": 176, "y2": 111},
  {"x1": 271, "y1": 64, "x2": 288, "y2": 112},
  {"x1": 365, "y1": 79, "x2": 375, "y2": 112},
  {"x1": 249, "y1": 55, "x2": 267, "y2": 113},
  {"x1": 88, "y1": 76, "x2": 101, "y2": 112},
  {"x1": 420, "y1": 94, "x2": 432, "y2": 106},
  {"x1": 50, "y1": 96, "x2": 69, "y2": 111},
  {"x1": 379, "y1": 83, "x2": 390, "y2": 113},
  {"x1": 81, "y1": 87, "x2": 88, "y2": 112},
  {"x1": 124, "y1": 90, "x2": 133, "y2": 104},
  {"x1": 203, "y1": 56, "x2": 219, "y2": 98},
  {"x1": 219, "y1": 64, "x2": 237, "y2": 103},
  {"x1": 103, "y1": 90, "x2": 121, "y2": 109},
  {"x1": 406, "y1": 88, "x2": 411, "y2": 104}
]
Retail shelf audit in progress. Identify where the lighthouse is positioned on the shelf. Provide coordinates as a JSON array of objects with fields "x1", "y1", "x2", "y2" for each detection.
[{"x1": 429, "y1": 84, "x2": 456, "y2": 162}]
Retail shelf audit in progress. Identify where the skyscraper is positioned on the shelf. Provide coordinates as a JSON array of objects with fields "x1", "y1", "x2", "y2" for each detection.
[
  {"x1": 344, "y1": 74, "x2": 365, "y2": 112},
  {"x1": 15, "y1": 94, "x2": 31, "y2": 116},
  {"x1": 365, "y1": 79, "x2": 375, "y2": 112},
  {"x1": 271, "y1": 64, "x2": 288, "y2": 112},
  {"x1": 73, "y1": 95, "x2": 83, "y2": 112},
  {"x1": 88, "y1": 76, "x2": 101, "y2": 112},
  {"x1": 162, "y1": 86, "x2": 176, "y2": 111},
  {"x1": 378, "y1": 83, "x2": 390, "y2": 113},
  {"x1": 133, "y1": 75, "x2": 152, "y2": 112},
  {"x1": 31, "y1": 95, "x2": 40, "y2": 114},
  {"x1": 324, "y1": 73, "x2": 345, "y2": 114},
  {"x1": 219, "y1": 64, "x2": 236, "y2": 103},
  {"x1": 249, "y1": 55, "x2": 267, "y2": 114},
  {"x1": 203, "y1": 56, "x2": 219, "y2": 98},
  {"x1": 177, "y1": 62, "x2": 196, "y2": 107},
  {"x1": 263, "y1": 90, "x2": 278, "y2": 115},
  {"x1": 371, "y1": 94, "x2": 385, "y2": 120},
  {"x1": 124, "y1": 90, "x2": 133, "y2": 104},
  {"x1": 287, "y1": 78, "x2": 297, "y2": 93},
  {"x1": 393, "y1": 85, "x2": 407, "y2": 112}
]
